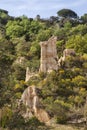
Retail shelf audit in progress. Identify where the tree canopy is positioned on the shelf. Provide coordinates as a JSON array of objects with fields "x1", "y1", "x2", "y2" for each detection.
[
  {"x1": 57, "y1": 9, "x2": 78, "y2": 18},
  {"x1": 81, "y1": 13, "x2": 87, "y2": 23}
]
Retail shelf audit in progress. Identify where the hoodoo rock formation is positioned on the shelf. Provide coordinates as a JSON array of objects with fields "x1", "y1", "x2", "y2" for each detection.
[
  {"x1": 39, "y1": 36, "x2": 58, "y2": 73},
  {"x1": 19, "y1": 36, "x2": 76, "y2": 124},
  {"x1": 20, "y1": 86, "x2": 50, "y2": 124},
  {"x1": 25, "y1": 35, "x2": 76, "y2": 81}
]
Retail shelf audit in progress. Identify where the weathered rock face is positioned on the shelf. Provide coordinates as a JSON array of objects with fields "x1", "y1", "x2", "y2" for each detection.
[
  {"x1": 58, "y1": 56, "x2": 65, "y2": 67},
  {"x1": 58, "y1": 49, "x2": 76, "y2": 67},
  {"x1": 25, "y1": 67, "x2": 34, "y2": 82},
  {"x1": 25, "y1": 67, "x2": 38, "y2": 82},
  {"x1": 63, "y1": 49, "x2": 75, "y2": 57},
  {"x1": 39, "y1": 36, "x2": 58, "y2": 73},
  {"x1": 20, "y1": 86, "x2": 50, "y2": 124}
]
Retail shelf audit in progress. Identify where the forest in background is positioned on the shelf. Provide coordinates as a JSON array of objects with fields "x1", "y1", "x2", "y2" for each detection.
[{"x1": 0, "y1": 8, "x2": 87, "y2": 130}]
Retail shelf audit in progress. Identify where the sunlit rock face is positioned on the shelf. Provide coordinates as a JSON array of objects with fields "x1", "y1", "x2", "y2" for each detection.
[
  {"x1": 63, "y1": 49, "x2": 76, "y2": 57},
  {"x1": 58, "y1": 49, "x2": 76, "y2": 67},
  {"x1": 25, "y1": 67, "x2": 35, "y2": 82},
  {"x1": 20, "y1": 86, "x2": 50, "y2": 124},
  {"x1": 25, "y1": 67, "x2": 38, "y2": 82},
  {"x1": 39, "y1": 36, "x2": 58, "y2": 73}
]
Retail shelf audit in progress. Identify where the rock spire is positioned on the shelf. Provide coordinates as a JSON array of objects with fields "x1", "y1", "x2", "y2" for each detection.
[{"x1": 39, "y1": 36, "x2": 58, "y2": 73}]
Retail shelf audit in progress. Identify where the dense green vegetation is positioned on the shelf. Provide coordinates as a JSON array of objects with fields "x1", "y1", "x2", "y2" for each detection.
[{"x1": 0, "y1": 8, "x2": 87, "y2": 130}]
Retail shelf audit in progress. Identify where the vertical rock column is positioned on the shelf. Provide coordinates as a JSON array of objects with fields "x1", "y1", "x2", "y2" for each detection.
[
  {"x1": 39, "y1": 36, "x2": 58, "y2": 73},
  {"x1": 47, "y1": 36, "x2": 58, "y2": 72},
  {"x1": 39, "y1": 42, "x2": 47, "y2": 73},
  {"x1": 25, "y1": 67, "x2": 30, "y2": 82}
]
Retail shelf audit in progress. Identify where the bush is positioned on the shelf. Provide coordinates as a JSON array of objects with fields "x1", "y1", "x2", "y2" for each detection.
[
  {"x1": 0, "y1": 106, "x2": 12, "y2": 128},
  {"x1": 57, "y1": 116, "x2": 67, "y2": 124},
  {"x1": 6, "y1": 112, "x2": 25, "y2": 130},
  {"x1": 7, "y1": 113, "x2": 48, "y2": 130}
]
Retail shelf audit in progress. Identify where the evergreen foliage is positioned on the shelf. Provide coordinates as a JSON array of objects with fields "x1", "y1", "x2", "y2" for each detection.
[{"x1": 57, "y1": 9, "x2": 78, "y2": 18}]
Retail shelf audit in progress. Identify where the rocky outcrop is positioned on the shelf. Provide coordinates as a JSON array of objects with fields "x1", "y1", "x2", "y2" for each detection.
[
  {"x1": 20, "y1": 85, "x2": 50, "y2": 124},
  {"x1": 39, "y1": 36, "x2": 75, "y2": 73},
  {"x1": 63, "y1": 49, "x2": 76, "y2": 57},
  {"x1": 39, "y1": 36, "x2": 58, "y2": 73},
  {"x1": 25, "y1": 67, "x2": 38, "y2": 82},
  {"x1": 25, "y1": 67, "x2": 34, "y2": 82},
  {"x1": 58, "y1": 56, "x2": 65, "y2": 67},
  {"x1": 58, "y1": 49, "x2": 75, "y2": 67}
]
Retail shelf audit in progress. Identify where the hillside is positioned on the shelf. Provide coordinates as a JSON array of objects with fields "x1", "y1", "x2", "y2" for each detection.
[{"x1": 0, "y1": 9, "x2": 87, "y2": 130}]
